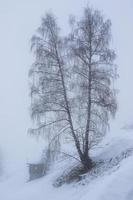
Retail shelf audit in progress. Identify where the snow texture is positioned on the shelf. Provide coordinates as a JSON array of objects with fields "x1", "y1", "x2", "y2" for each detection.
[{"x1": 1, "y1": 130, "x2": 133, "y2": 200}]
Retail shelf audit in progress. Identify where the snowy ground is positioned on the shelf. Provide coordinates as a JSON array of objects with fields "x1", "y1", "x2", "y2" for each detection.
[{"x1": 1, "y1": 130, "x2": 133, "y2": 200}]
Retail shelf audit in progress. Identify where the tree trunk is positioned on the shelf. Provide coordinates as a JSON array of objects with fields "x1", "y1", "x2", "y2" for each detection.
[
  {"x1": 80, "y1": 154, "x2": 93, "y2": 171},
  {"x1": 55, "y1": 48, "x2": 83, "y2": 161}
]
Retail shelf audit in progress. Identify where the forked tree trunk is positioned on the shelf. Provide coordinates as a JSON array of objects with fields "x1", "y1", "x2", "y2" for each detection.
[
  {"x1": 55, "y1": 48, "x2": 84, "y2": 166},
  {"x1": 56, "y1": 54, "x2": 93, "y2": 171},
  {"x1": 80, "y1": 155, "x2": 93, "y2": 170}
]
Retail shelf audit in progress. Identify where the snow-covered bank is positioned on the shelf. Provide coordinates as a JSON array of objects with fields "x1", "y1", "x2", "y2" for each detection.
[{"x1": 0, "y1": 130, "x2": 133, "y2": 200}]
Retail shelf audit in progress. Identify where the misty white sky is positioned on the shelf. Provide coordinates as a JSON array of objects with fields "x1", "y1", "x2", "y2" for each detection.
[{"x1": 0, "y1": 0, "x2": 132, "y2": 164}]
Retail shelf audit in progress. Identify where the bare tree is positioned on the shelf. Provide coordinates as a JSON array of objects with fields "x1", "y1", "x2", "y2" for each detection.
[
  {"x1": 29, "y1": 8, "x2": 117, "y2": 170},
  {"x1": 68, "y1": 7, "x2": 117, "y2": 167},
  {"x1": 29, "y1": 13, "x2": 83, "y2": 166}
]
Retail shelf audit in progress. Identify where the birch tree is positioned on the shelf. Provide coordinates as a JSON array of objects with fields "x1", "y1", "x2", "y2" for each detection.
[
  {"x1": 29, "y1": 8, "x2": 117, "y2": 170},
  {"x1": 68, "y1": 7, "x2": 117, "y2": 166},
  {"x1": 29, "y1": 13, "x2": 83, "y2": 166}
]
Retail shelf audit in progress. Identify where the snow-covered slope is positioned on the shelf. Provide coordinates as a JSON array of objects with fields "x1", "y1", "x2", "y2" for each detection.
[{"x1": 1, "y1": 130, "x2": 133, "y2": 200}]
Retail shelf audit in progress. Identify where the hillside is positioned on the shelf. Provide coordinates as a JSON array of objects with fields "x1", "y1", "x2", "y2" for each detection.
[{"x1": 0, "y1": 130, "x2": 133, "y2": 200}]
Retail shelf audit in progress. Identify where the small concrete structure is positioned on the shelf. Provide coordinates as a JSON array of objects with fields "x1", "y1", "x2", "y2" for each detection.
[{"x1": 28, "y1": 163, "x2": 46, "y2": 181}]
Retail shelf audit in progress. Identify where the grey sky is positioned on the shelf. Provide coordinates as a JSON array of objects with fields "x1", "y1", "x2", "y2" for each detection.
[{"x1": 0, "y1": 0, "x2": 132, "y2": 163}]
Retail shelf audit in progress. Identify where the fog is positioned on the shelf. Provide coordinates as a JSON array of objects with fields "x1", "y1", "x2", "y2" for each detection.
[{"x1": 0, "y1": 0, "x2": 132, "y2": 166}]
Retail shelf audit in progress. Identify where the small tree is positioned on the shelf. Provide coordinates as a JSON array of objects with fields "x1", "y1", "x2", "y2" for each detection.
[{"x1": 29, "y1": 7, "x2": 117, "y2": 170}]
